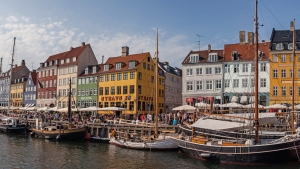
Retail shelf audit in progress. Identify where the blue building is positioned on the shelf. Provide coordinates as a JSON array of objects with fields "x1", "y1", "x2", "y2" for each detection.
[{"x1": 23, "y1": 70, "x2": 37, "y2": 106}]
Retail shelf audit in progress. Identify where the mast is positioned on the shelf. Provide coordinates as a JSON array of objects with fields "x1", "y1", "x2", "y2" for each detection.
[
  {"x1": 254, "y1": 0, "x2": 259, "y2": 144},
  {"x1": 8, "y1": 37, "x2": 16, "y2": 114},
  {"x1": 68, "y1": 77, "x2": 72, "y2": 124},
  {"x1": 291, "y1": 19, "x2": 296, "y2": 133},
  {"x1": 155, "y1": 28, "x2": 159, "y2": 137}
]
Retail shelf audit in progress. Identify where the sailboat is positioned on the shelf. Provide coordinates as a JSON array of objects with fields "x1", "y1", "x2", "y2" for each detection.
[
  {"x1": 31, "y1": 78, "x2": 87, "y2": 141},
  {"x1": 171, "y1": 1, "x2": 300, "y2": 165},
  {"x1": 109, "y1": 29, "x2": 179, "y2": 150},
  {"x1": 0, "y1": 37, "x2": 28, "y2": 133}
]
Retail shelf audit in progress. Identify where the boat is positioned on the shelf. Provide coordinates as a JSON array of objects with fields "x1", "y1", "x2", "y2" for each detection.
[
  {"x1": 30, "y1": 78, "x2": 87, "y2": 141},
  {"x1": 171, "y1": 1, "x2": 300, "y2": 165},
  {"x1": 0, "y1": 116, "x2": 28, "y2": 133},
  {"x1": 109, "y1": 29, "x2": 179, "y2": 150}
]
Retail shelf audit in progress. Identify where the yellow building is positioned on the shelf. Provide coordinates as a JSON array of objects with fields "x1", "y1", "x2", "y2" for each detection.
[
  {"x1": 98, "y1": 46, "x2": 165, "y2": 116},
  {"x1": 10, "y1": 77, "x2": 27, "y2": 107},
  {"x1": 269, "y1": 29, "x2": 300, "y2": 105}
]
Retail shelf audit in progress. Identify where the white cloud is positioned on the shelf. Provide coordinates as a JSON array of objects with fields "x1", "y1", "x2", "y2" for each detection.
[{"x1": 6, "y1": 16, "x2": 18, "y2": 22}]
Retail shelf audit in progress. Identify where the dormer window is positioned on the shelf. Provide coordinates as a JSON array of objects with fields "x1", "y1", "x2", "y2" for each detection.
[
  {"x1": 104, "y1": 64, "x2": 109, "y2": 71},
  {"x1": 208, "y1": 53, "x2": 218, "y2": 62},
  {"x1": 232, "y1": 51, "x2": 239, "y2": 61},
  {"x1": 92, "y1": 66, "x2": 96, "y2": 73},
  {"x1": 66, "y1": 58, "x2": 70, "y2": 63},
  {"x1": 85, "y1": 67, "x2": 89, "y2": 74},
  {"x1": 61, "y1": 60, "x2": 64, "y2": 64},
  {"x1": 276, "y1": 43, "x2": 284, "y2": 50},
  {"x1": 73, "y1": 57, "x2": 76, "y2": 62},
  {"x1": 189, "y1": 54, "x2": 199, "y2": 63},
  {"x1": 129, "y1": 61, "x2": 136, "y2": 68},
  {"x1": 258, "y1": 50, "x2": 264, "y2": 60},
  {"x1": 116, "y1": 63, "x2": 122, "y2": 70}
]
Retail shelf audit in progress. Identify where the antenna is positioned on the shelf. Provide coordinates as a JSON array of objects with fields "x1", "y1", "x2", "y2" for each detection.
[{"x1": 196, "y1": 34, "x2": 204, "y2": 51}]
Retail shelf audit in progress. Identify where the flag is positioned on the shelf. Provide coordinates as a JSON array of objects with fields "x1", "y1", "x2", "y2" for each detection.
[{"x1": 37, "y1": 79, "x2": 43, "y2": 88}]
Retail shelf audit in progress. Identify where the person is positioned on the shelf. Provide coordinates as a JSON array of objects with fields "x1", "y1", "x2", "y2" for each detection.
[{"x1": 141, "y1": 113, "x2": 145, "y2": 122}]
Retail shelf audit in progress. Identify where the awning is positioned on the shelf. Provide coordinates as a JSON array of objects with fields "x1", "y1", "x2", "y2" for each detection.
[
  {"x1": 196, "y1": 97, "x2": 203, "y2": 101},
  {"x1": 186, "y1": 98, "x2": 194, "y2": 103},
  {"x1": 240, "y1": 96, "x2": 248, "y2": 104},
  {"x1": 206, "y1": 97, "x2": 214, "y2": 101},
  {"x1": 231, "y1": 96, "x2": 238, "y2": 103}
]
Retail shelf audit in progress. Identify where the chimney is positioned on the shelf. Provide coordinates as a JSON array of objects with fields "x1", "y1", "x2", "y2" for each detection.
[
  {"x1": 102, "y1": 55, "x2": 104, "y2": 64},
  {"x1": 239, "y1": 31, "x2": 245, "y2": 44},
  {"x1": 32, "y1": 70, "x2": 36, "y2": 73},
  {"x1": 21, "y1": 60, "x2": 25, "y2": 66},
  {"x1": 248, "y1": 32, "x2": 254, "y2": 45},
  {"x1": 81, "y1": 42, "x2": 85, "y2": 46},
  {"x1": 262, "y1": 40, "x2": 265, "y2": 42},
  {"x1": 208, "y1": 44, "x2": 211, "y2": 52},
  {"x1": 122, "y1": 46, "x2": 129, "y2": 56},
  {"x1": 70, "y1": 47, "x2": 73, "y2": 51}
]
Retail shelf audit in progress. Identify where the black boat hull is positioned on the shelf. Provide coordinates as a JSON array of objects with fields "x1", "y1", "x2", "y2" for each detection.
[{"x1": 0, "y1": 125, "x2": 28, "y2": 133}]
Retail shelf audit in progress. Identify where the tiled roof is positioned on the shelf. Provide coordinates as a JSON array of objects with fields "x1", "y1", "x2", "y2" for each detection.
[
  {"x1": 79, "y1": 64, "x2": 103, "y2": 77},
  {"x1": 30, "y1": 71, "x2": 37, "y2": 85},
  {"x1": 182, "y1": 49, "x2": 224, "y2": 64},
  {"x1": 44, "y1": 44, "x2": 89, "y2": 67},
  {"x1": 103, "y1": 52, "x2": 150, "y2": 73},
  {"x1": 159, "y1": 62, "x2": 181, "y2": 77},
  {"x1": 223, "y1": 42, "x2": 270, "y2": 62},
  {"x1": 270, "y1": 28, "x2": 300, "y2": 50}
]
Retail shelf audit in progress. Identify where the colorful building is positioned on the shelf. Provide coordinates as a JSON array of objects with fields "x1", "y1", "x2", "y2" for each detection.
[
  {"x1": 77, "y1": 64, "x2": 102, "y2": 108},
  {"x1": 98, "y1": 46, "x2": 164, "y2": 116},
  {"x1": 23, "y1": 70, "x2": 37, "y2": 106},
  {"x1": 269, "y1": 28, "x2": 300, "y2": 105},
  {"x1": 10, "y1": 76, "x2": 27, "y2": 107}
]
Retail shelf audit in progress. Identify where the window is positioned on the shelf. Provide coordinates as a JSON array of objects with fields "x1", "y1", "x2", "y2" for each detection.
[
  {"x1": 281, "y1": 69, "x2": 286, "y2": 78},
  {"x1": 251, "y1": 79, "x2": 254, "y2": 87},
  {"x1": 242, "y1": 79, "x2": 248, "y2": 87},
  {"x1": 138, "y1": 72, "x2": 142, "y2": 80},
  {"x1": 105, "y1": 75, "x2": 110, "y2": 81},
  {"x1": 187, "y1": 68, "x2": 193, "y2": 76},
  {"x1": 147, "y1": 64, "x2": 150, "y2": 70},
  {"x1": 273, "y1": 54, "x2": 278, "y2": 62},
  {"x1": 276, "y1": 43, "x2": 284, "y2": 50},
  {"x1": 114, "y1": 63, "x2": 122, "y2": 70},
  {"x1": 233, "y1": 64, "x2": 239, "y2": 73},
  {"x1": 59, "y1": 79, "x2": 62, "y2": 86},
  {"x1": 196, "y1": 81, "x2": 203, "y2": 90},
  {"x1": 123, "y1": 73, "x2": 128, "y2": 80},
  {"x1": 251, "y1": 63, "x2": 254, "y2": 72},
  {"x1": 290, "y1": 69, "x2": 293, "y2": 78},
  {"x1": 273, "y1": 86, "x2": 278, "y2": 96},
  {"x1": 215, "y1": 67, "x2": 221, "y2": 74},
  {"x1": 281, "y1": 54, "x2": 286, "y2": 62},
  {"x1": 129, "y1": 61, "x2": 136, "y2": 68},
  {"x1": 123, "y1": 86, "x2": 128, "y2": 94},
  {"x1": 117, "y1": 86, "x2": 121, "y2": 94},
  {"x1": 233, "y1": 79, "x2": 239, "y2": 87},
  {"x1": 208, "y1": 54, "x2": 218, "y2": 62},
  {"x1": 64, "y1": 68, "x2": 67, "y2": 74},
  {"x1": 224, "y1": 64, "x2": 230, "y2": 73},
  {"x1": 130, "y1": 85, "x2": 134, "y2": 94},
  {"x1": 129, "y1": 101, "x2": 134, "y2": 111},
  {"x1": 73, "y1": 57, "x2": 76, "y2": 62},
  {"x1": 189, "y1": 55, "x2": 199, "y2": 63},
  {"x1": 281, "y1": 86, "x2": 286, "y2": 96},
  {"x1": 224, "y1": 79, "x2": 230, "y2": 88},
  {"x1": 298, "y1": 69, "x2": 300, "y2": 78},
  {"x1": 242, "y1": 64, "x2": 248, "y2": 72},
  {"x1": 290, "y1": 54, "x2": 293, "y2": 62},
  {"x1": 130, "y1": 72, "x2": 134, "y2": 79},
  {"x1": 196, "y1": 68, "x2": 202, "y2": 75},
  {"x1": 290, "y1": 86, "x2": 293, "y2": 96},
  {"x1": 54, "y1": 80, "x2": 56, "y2": 86},
  {"x1": 299, "y1": 87, "x2": 300, "y2": 96},
  {"x1": 66, "y1": 58, "x2": 70, "y2": 63},
  {"x1": 111, "y1": 74, "x2": 115, "y2": 81},
  {"x1": 104, "y1": 64, "x2": 109, "y2": 71},
  {"x1": 206, "y1": 80, "x2": 212, "y2": 90},
  {"x1": 138, "y1": 85, "x2": 142, "y2": 94},
  {"x1": 63, "y1": 89, "x2": 66, "y2": 96},
  {"x1": 111, "y1": 86, "x2": 115, "y2": 95},
  {"x1": 187, "y1": 81, "x2": 193, "y2": 91},
  {"x1": 99, "y1": 87, "x2": 103, "y2": 95},
  {"x1": 298, "y1": 54, "x2": 300, "y2": 62},
  {"x1": 273, "y1": 69, "x2": 278, "y2": 78},
  {"x1": 117, "y1": 73, "x2": 122, "y2": 80},
  {"x1": 105, "y1": 87, "x2": 109, "y2": 95},
  {"x1": 63, "y1": 78, "x2": 67, "y2": 86},
  {"x1": 49, "y1": 80, "x2": 52, "y2": 87},
  {"x1": 82, "y1": 78, "x2": 85, "y2": 84},
  {"x1": 86, "y1": 89, "x2": 89, "y2": 96},
  {"x1": 260, "y1": 63, "x2": 266, "y2": 72},
  {"x1": 99, "y1": 75, "x2": 103, "y2": 82},
  {"x1": 86, "y1": 77, "x2": 89, "y2": 84},
  {"x1": 215, "y1": 80, "x2": 221, "y2": 89},
  {"x1": 61, "y1": 60, "x2": 64, "y2": 64},
  {"x1": 143, "y1": 62, "x2": 146, "y2": 69},
  {"x1": 69, "y1": 67, "x2": 73, "y2": 74},
  {"x1": 73, "y1": 66, "x2": 77, "y2": 73},
  {"x1": 232, "y1": 51, "x2": 239, "y2": 60},
  {"x1": 85, "y1": 68, "x2": 88, "y2": 74},
  {"x1": 206, "y1": 68, "x2": 212, "y2": 75},
  {"x1": 260, "y1": 78, "x2": 266, "y2": 87},
  {"x1": 46, "y1": 70, "x2": 49, "y2": 77}
]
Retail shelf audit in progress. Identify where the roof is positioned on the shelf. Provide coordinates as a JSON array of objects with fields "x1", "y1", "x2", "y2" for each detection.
[
  {"x1": 223, "y1": 42, "x2": 270, "y2": 62},
  {"x1": 44, "y1": 44, "x2": 89, "y2": 67},
  {"x1": 30, "y1": 71, "x2": 37, "y2": 85},
  {"x1": 270, "y1": 28, "x2": 300, "y2": 50},
  {"x1": 159, "y1": 62, "x2": 181, "y2": 77},
  {"x1": 103, "y1": 52, "x2": 150, "y2": 73},
  {"x1": 79, "y1": 64, "x2": 103, "y2": 77},
  {"x1": 182, "y1": 49, "x2": 224, "y2": 64}
]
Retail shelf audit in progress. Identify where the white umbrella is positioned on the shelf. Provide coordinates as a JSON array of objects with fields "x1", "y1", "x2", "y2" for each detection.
[
  {"x1": 243, "y1": 103, "x2": 265, "y2": 109},
  {"x1": 19, "y1": 107, "x2": 28, "y2": 110},
  {"x1": 79, "y1": 106, "x2": 99, "y2": 111},
  {"x1": 172, "y1": 105, "x2": 196, "y2": 111},
  {"x1": 195, "y1": 102, "x2": 210, "y2": 108},
  {"x1": 289, "y1": 104, "x2": 300, "y2": 109},
  {"x1": 37, "y1": 107, "x2": 48, "y2": 111},
  {"x1": 26, "y1": 106, "x2": 39, "y2": 111},
  {"x1": 10, "y1": 107, "x2": 20, "y2": 110},
  {"x1": 57, "y1": 107, "x2": 79, "y2": 112},
  {"x1": 219, "y1": 102, "x2": 243, "y2": 108},
  {"x1": 97, "y1": 107, "x2": 127, "y2": 111},
  {"x1": 47, "y1": 107, "x2": 59, "y2": 111},
  {"x1": 264, "y1": 104, "x2": 287, "y2": 109}
]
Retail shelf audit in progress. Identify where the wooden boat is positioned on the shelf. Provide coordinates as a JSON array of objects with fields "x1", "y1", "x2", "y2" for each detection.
[{"x1": 171, "y1": 1, "x2": 300, "y2": 165}]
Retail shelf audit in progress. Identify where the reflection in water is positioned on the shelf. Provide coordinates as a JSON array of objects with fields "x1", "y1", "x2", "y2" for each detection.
[{"x1": 0, "y1": 134, "x2": 299, "y2": 169}]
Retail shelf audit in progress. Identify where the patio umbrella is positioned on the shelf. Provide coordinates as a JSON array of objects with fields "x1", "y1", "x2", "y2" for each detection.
[
  {"x1": 264, "y1": 104, "x2": 287, "y2": 109},
  {"x1": 172, "y1": 105, "x2": 196, "y2": 111},
  {"x1": 57, "y1": 107, "x2": 79, "y2": 112},
  {"x1": 26, "y1": 107, "x2": 39, "y2": 111},
  {"x1": 47, "y1": 107, "x2": 58, "y2": 111},
  {"x1": 289, "y1": 104, "x2": 300, "y2": 109},
  {"x1": 37, "y1": 107, "x2": 48, "y2": 111},
  {"x1": 195, "y1": 102, "x2": 210, "y2": 108},
  {"x1": 79, "y1": 106, "x2": 99, "y2": 111},
  {"x1": 97, "y1": 107, "x2": 127, "y2": 111},
  {"x1": 219, "y1": 102, "x2": 243, "y2": 108},
  {"x1": 243, "y1": 103, "x2": 265, "y2": 109}
]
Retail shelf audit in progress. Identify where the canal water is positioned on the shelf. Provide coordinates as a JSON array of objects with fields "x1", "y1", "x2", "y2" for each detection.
[{"x1": 0, "y1": 134, "x2": 299, "y2": 169}]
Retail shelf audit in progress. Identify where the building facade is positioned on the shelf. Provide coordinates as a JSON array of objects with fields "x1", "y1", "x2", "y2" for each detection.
[
  {"x1": 23, "y1": 70, "x2": 37, "y2": 106},
  {"x1": 158, "y1": 61, "x2": 182, "y2": 113},
  {"x1": 182, "y1": 45, "x2": 224, "y2": 105},
  {"x1": 269, "y1": 28, "x2": 300, "y2": 105},
  {"x1": 223, "y1": 31, "x2": 270, "y2": 106},
  {"x1": 10, "y1": 76, "x2": 27, "y2": 107},
  {"x1": 98, "y1": 46, "x2": 164, "y2": 116},
  {"x1": 77, "y1": 64, "x2": 102, "y2": 108}
]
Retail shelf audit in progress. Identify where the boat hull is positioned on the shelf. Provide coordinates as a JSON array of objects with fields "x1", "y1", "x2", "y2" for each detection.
[
  {"x1": 110, "y1": 137, "x2": 179, "y2": 151},
  {"x1": 172, "y1": 137, "x2": 300, "y2": 165},
  {"x1": 0, "y1": 125, "x2": 28, "y2": 133},
  {"x1": 31, "y1": 127, "x2": 87, "y2": 141}
]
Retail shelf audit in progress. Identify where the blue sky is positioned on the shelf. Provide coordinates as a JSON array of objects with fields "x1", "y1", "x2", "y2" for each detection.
[{"x1": 0, "y1": 0, "x2": 299, "y2": 71}]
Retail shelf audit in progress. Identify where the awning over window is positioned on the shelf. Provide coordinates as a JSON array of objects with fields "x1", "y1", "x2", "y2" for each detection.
[
  {"x1": 231, "y1": 96, "x2": 238, "y2": 103},
  {"x1": 240, "y1": 96, "x2": 248, "y2": 104},
  {"x1": 186, "y1": 98, "x2": 194, "y2": 103},
  {"x1": 196, "y1": 97, "x2": 204, "y2": 101}
]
